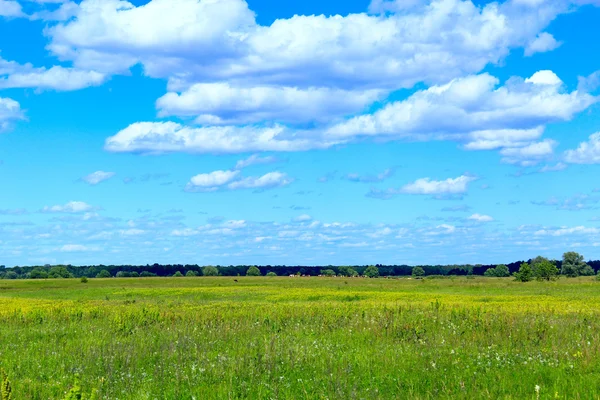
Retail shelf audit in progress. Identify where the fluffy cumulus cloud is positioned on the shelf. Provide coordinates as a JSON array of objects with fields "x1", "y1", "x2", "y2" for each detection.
[
  {"x1": 157, "y1": 83, "x2": 383, "y2": 125},
  {"x1": 81, "y1": 171, "x2": 116, "y2": 185},
  {"x1": 104, "y1": 122, "x2": 334, "y2": 154},
  {"x1": 0, "y1": 56, "x2": 106, "y2": 91},
  {"x1": 42, "y1": 201, "x2": 95, "y2": 213},
  {"x1": 327, "y1": 71, "x2": 596, "y2": 153},
  {"x1": 0, "y1": 97, "x2": 24, "y2": 131},
  {"x1": 185, "y1": 170, "x2": 292, "y2": 192},
  {"x1": 564, "y1": 133, "x2": 600, "y2": 164},
  {"x1": 44, "y1": 0, "x2": 577, "y2": 90},
  {"x1": 524, "y1": 32, "x2": 562, "y2": 56}
]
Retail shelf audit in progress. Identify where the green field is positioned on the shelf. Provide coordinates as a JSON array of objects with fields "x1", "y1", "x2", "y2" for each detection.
[{"x1": 1, "y1": 277, "x2": 599, "y2": 399}]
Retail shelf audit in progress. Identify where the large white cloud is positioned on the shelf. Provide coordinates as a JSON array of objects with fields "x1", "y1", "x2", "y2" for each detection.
[
  {"x1": 105, "y1": 121, "x2": 336, "y2": 154},
  {"x1": 0, "y1": 97, "x2": 24, "y2": 131},
  {"x1": 107, "y1": 71, "x2": 596, "y2": 156},
  {"x1": 156, "y1": 83, "x2": 382, "y2": 125},
  {"x1": 326, "y1": 71, "x2": 596, "y2": 151},
  {"x1": 46, "y1": 0, "x2": 575, "y2": 90}
]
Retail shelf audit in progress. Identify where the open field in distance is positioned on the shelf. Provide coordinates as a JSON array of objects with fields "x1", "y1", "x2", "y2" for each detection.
[{"x1": 1, "y1": 276, "x2": 600, "y2": 399}]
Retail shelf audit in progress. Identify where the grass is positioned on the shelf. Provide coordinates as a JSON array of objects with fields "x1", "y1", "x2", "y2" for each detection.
[{"x1": 0, "y1": 276, "x2": 599, "y2": 399}]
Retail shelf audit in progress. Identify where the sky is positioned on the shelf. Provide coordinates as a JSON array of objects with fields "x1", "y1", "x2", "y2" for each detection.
[{"x1": 1, "y1": 0, "x2": 600, "y2": 267}]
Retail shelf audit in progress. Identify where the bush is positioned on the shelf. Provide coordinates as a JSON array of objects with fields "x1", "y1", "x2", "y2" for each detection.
[
  {"x1": 80, "y1": 277, "x2": 88, "y2": 283},
  {"x1": 364, "y1": 266, "x2": 380, "y2": 278},
  {"x1": 246, "y1": 266, "x2": 261, "y2": 276},
  {"x1": 129, "y1": 271, "x2": 140, "y2": 278},
  {"x1": 412, "y1": 267, "x2": 425, "y2": 278},
  {"x1": 173, "y1": 271, "x2": 184, "y2": 277},
  {"x1": 186, "y1": 270, "x2": 199, "y2": 277},
  {"x1": 140, "y1": 271, "x2": 156, "y2": 277},
  {"x1": 29, "y1": 268, "x2": 48, "y2": 279},
  {"x1": 580, "y1": 265, "x2": 595, "y2": 276},
  {"x1": 49, "y1": 266, "x2": 72, "y2": 279},
  {"x1": 203, "y1": 266, "x2": 219, "y2": 276},
  {"x1": 266, "y1": 271, "x2": 277, "y2": 277},
  {"x1": 96, "y1": 270, "x2": 111, "y2": 278},
  {"x1": 514, "y1": 263, "x2": 533, "y2": 282},
  {"x1": 321, "y1": 269, "x2": 336, "y2": 277},
  {"x1": 115, "y1": 271, "x2": 129, "y2": 278}
]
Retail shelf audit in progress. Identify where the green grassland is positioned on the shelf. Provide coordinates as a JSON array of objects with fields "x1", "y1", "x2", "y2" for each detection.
[{"x1": 1, "y1": 276, "x2": 600, "y2": 399}]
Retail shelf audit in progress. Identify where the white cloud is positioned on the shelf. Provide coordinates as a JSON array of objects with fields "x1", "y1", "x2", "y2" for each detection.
[
  {"x1": 0, "y1": 0, "x2": 23, "y2": 17},
  {"x1": 534, "y1": 226, "x2": 600, "y2": 236},
  {"x1": 524, "y1": 32, "x2": 562, "y2": 56},
  {"x1": 0, "y1": 97, "x2": 24, "y2": 131},
  {"x1": 81, "y1": 170, "x2": 116, "y2": 185},
  {"x1": 468, "y1": 213, "x2": 494, "y2": 222},
  {"x1": 42, "y1": 201, "x2": 94, "y2": 213},
  {"x1": 120, "y1": 228, "x2": 146, "y2": 236},
  {"x1": 157, "y1": 83, "x2": 382, "y2": 125},
  {"x1": 29, "y1": 1, "x2": 79, "y2": 21},
  {"x1": 327, "y1": 71, "x2": 595, "y2": 151},
  {"x1": 227, "y1": 171, "x2": 292, "y2": 190},
  {"x1": 401, "y1": 175, "x2": 476, "y2": 195},
  {"x1": 235, "y1": 154, "x2": 279, "y2": 169},
  {"x1": 293, "y1": 214, "x2": 312, "y2": 222},
  {"x1": 188, "y1": 170, "x2": 240, "y2": 188},
  {"x1": 105, "y1": 122, "x2": 333, "y2": 154},
  {"x1": 46, "y1": 0, "x2": 574, "y2": 91},
  {"x1": 500, "y1": 139, "x2": 557, "y2": 166},
  {"x1": 564, "y1": 133, "x2": 600, "y2": 164},
  {"x1": 60, "y1": 244, "x2": 98, "y2": 252}
]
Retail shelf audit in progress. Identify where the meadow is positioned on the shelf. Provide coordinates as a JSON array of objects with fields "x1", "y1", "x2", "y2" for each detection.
[{"x1": 1, "y1": 276, "x2": 599, "y2": 399}]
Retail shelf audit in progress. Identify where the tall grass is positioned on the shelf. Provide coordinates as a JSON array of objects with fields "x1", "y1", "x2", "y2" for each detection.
[{"x1": 0, "y1": 277, "x2": 599, "y2": 399}]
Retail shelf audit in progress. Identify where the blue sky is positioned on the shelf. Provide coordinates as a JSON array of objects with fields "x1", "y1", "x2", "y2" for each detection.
[{"x1": 1, "y1": 0, "x2": 600, "y2": 267}]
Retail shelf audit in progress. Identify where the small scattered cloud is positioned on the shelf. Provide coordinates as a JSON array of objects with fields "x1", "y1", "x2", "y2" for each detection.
[
  {"x1": 441, "y1": 205, "x2": 472, "y2": 212},
  {"x1": 344, "y1": 168, "x2": 394, "y2": 183},
  {"x1": 524, "y1": 33, "x2": 562, "y2": 56},
  {"x1": 235, "y1": 154, "x2": 280, "y2": 170},
  {"x1": 42, "y1": 201, "x2": 95, "y2": 213},
  {"x1": 81, "y1": 170, "x2": 116, "y2": 185},
  {"x1": 468, "y1": 213, "x2": 494, "y2": 222}
]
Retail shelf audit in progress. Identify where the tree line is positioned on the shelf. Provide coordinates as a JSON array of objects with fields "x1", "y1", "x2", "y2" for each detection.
[{"x1": 1, "y1": 252, "x2": 599, "y2": 280}]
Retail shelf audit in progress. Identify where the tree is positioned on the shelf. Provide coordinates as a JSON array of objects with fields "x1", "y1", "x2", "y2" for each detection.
[
  {"x1": 140, "y1": 271, "x2": 156, "y2": 277},
  {"x1": 173, "y1": 271, "x2": 184, "y2": 277},
  {"x1": 3, "y1": 271, "x2": 18, "y2": 280},
  {"x1": 186, "y1": 270, "x2": 199, "y2": 277},
  {"x1": 116, "y1": 271, "x2": 129, "y2": 278},
  {"x1": 484, "y1": 267, "x2": 496, "y2": 277},
  {"x1": 412, "y1": 266, "x2": 425, "y2": 278},
  {"x1": 493, "y1": 264, "x2": 510, "y2": 277},
  {"x1": 514, "y1": 263, "x2": 533, "y2": 282},
  {"x1": 266, "y1": 271, "x2": 277, "y2": 277},
  {"x1": 321, "y1": 269, "x2": 336, "y2": 277},
  {"x1": 338, "y1": 266, "x2": 358, "y2": 277},
  {"x1": 96, "y1": 270, "x2": 111, "y2": 278},
  {"x1": 49, "y1": 266, "x2": 72, "y2": 279},
  {"x1": 580, "y1": 265, "x2": 595, "y2": 276},
  {"x1": 246, "y1": 266, "x2": 261, "y2": 276},
  {"x1": 534, "y1": 260, "x2": 559, "y2": 281},
  {"x1": 364, "y1": 265, "x2": 380, "y2": 278},
  {"x1": 203, "y1": 266, "x2": 219, "y2": 276},
  {"x1": 29, "y1": 267, "x2": 49, "y2": 279},
  {"x1": 561, "y1": 252, "x2": 590, "y2": 277}
]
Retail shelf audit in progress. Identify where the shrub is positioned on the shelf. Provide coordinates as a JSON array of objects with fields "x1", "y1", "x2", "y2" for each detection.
[
  {"x1": 580, "y1": 265, "x2": 595, "y2": 276},
  {"x1": 514, "y1": 263, "x2": 533, "y2": 282},
  {"x1": 80, "y1": 277, "x2": 88, "y2": 283},
  {"x1": 203, "y1": 266, "x2": 219, "y2": 276},
  {"x1": 49, "y1": 266, "x2": 72, "y2": 279},
  {"x1": 186, "y1": 270, "x2": 199, "y2": 277},
  {"x1": 266, "y1": 271, "x2": 277, "y2": 277},
  {"x1": 140, "y1": 271, "x2": 156, "y2": 277},
  {"x1": 96, "y1": 270, "x2": 111, "y2": 278},
  {"x1": 321, "y1": 269, "x2": 336, "y2": 277},
  {"x1": 246, "y1": 266, "x2": 261, "y2": 276},
  {"x1": 412, "y1": 267, "x2": 425, "y2": 278},
  {"x1": 30, "y1": 268, "x2": 49, "y2": 279},
  {"x1": 364, "y1": 266, "x2": 380, "y2": 278},
  {"x1": 129, "y1": 272, "x2": 140, "y2": 278},
  {"x1": 173, "y1": 271, "x2": 184, "y2": 277},
  {"x1": 115, "y1": 271, "x2": 129, "y2": 278}
]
